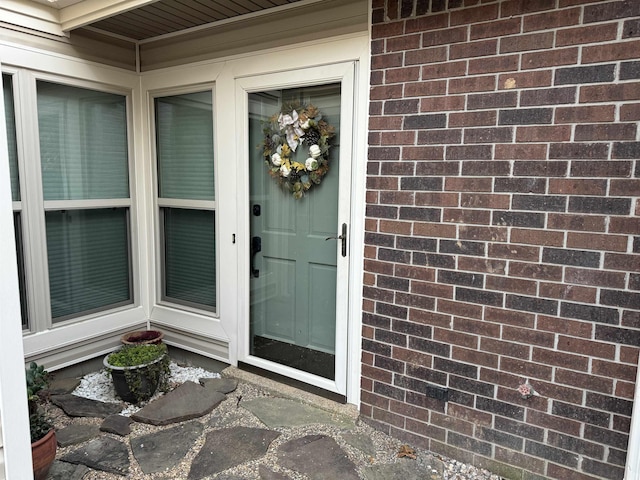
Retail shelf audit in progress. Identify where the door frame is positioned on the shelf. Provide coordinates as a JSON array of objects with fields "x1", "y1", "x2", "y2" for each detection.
[
  {"x1": 237, "y1": 63, "x2": 354, "y2": 396},
  {"x1": 234, "y1": 36, "x2": 369, "y2": 404}
]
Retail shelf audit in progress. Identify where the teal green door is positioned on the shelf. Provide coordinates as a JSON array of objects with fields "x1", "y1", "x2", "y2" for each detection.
[{"x1": 248, "y1": 83, "x2": 342, "y2": 381}]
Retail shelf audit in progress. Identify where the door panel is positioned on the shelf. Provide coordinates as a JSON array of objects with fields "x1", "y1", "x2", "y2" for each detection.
[{"x1": 248, "y1": 83, "x2": 342, "y2": 381}]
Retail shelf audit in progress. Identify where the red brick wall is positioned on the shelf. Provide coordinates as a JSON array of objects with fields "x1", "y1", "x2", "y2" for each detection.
[{"x1": 363, "y1": 1, "x2": 640, "y2": 479}]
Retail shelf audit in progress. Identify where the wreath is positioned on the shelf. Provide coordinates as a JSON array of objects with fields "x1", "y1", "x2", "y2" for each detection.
[{"x1": 260, "y1": 103, "x2": 335, "y2": 199}]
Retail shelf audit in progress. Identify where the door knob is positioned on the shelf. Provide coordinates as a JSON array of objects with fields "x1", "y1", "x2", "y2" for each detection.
[{"x1": 325, "y1": 223, "x2": 348, "y2": 257}]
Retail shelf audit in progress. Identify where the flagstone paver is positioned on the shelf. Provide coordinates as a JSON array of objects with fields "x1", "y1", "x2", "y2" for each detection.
[
  {"x1": 55, "y1": 424, "x2": 101, "y2": 447},
  {"x1": 242, "y1": 396, "x2": 355, "y2": 429},
  {"x1": 343, "y1": 431, "x2": 377, "y2": 457},
  {"x1": 363, "y1": 457, "x2": 445, "y2": 480},
  {"x1": 50, "y1": 394, "x2": 122, "y2": 418},
  {"x1": 258, "y1": 465, "x2": 292, "y2": 480},
  {"x1": 131, "y1": 421, "x2": 204, "y2": 474},
  {"x1": 60, "y1": 436, "x2": 130, "y2": 476},
  {"x1": 48, "y1": 460, "x2": 90, "y2": 480},
  {"x1": 200, "y1": 377, "x2": 238, "y2": 394},
  {"x1": 100, "y1": 414, "x2": 132, "y2": 436},
  {"x1": 277, "y1": 434, "x2": 360, "y2": 480},
  {"x1": 188, "y1": 427, "x2": 280, "y2": 480},
  {"x1": 132, "y1": 381, "x2": 226, "y2": 426}
]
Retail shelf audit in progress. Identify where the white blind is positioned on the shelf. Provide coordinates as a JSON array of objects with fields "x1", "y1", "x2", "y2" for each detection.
[
  {"x1": 155, "y1": 91, "x2": 214, "y2": 201},
  {"x1": 2, "y1": 74, "x2": 20, "y2": 201}
]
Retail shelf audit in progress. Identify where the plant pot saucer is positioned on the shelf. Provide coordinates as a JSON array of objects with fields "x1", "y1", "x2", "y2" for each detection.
[{"x1": 121, "y1": 330, "x2": 164, "y2": 345}]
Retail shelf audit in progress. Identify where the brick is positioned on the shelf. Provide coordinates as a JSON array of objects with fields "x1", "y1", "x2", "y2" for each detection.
[
  {"x1": 582, "y1": 459, "x2": 625, "y2": 480},
  {"x1": 522, "y1": 48, "x2": 579, "y2": 69},
  {"x1": 467, "y1": 91, "x2": 517, "y2": 110},
  {"x1": 384, "y1": 99, "x2": 419, "y2": 115},
  {"x1": 555, "y1": 369, "x2": 613, "y2": 394},
  {"x1": 555, "y1": 64, "x2": 616, "y2": 85},
  {"x1": 422, "y1": 26, "x2": 468, "y2": 47},
  {"x1": 580, "y1": 83, "x2": 640, "y2": 103},
  {"x1": 403, "y1": 146, "x2": 444, "y2": 160},
  {"x1": 543, "y1": 248, "x2": 600, "y2": 268},
  {"x1": 450, "y1": 39, "x2": 498, "y2": 60},
  {"x1": 506, "y1": 295, "x2": 558, "y2": 315},
  {"x1": 451, "y1": 3, "x2": 499, "y2": 26},
  {"x1": 520, "y1": 87, "x2": 576, "y2": 106},
  {"x1": 405, "y1": 13, "x2": 448, "y2": 34},
  {"x1": 499, "y1": 32, "x2": 554, "y2": 54},
  {"x1": 464, "y1": 128, "x2": 513, "y2": 144},
  {"x1": 495, "y1": 178, "x2": 546, "y2": 193},
  {"x1": 605, "y1": 253, "x2": 640, "y2": 272},
  {"x1": 501, "y1": 0, "x2": 556, "y2": 17},
  {"x1": 495, "y1": 144, "x2": 547, "y2": 160},
  {"x1": 568, "y1": 196, "x2": 631, "y2": 215},
  {"x1": 583, "y1": 40, "x2": 640, "y2": 64},
  {"x1": 405, "y1": 47, "x2": 448, "y2": 65},
  {"x1": 380, "y1": 131, "x2": 416, "y2": 146},
  {"x1": 561, "y1": 302, "x2": 619, "y2": 325},
  {"x1": 498, "y1": 71, "x2": 553, "y2": 90},
  {"x1": 481, "y1": 338, "x2": 530, "y2": 359},
  {"x1": 510, "y1": 228, "x2": 564, "y2": 246},
  {"x1": 505, "y1": 325, "x2": 554, "y2": 347},
  {"x1": 471, "y1": 17, "x2": 521, "y2": 40},
  {"x1": 586, "y1": 392, "x2": 633, "y2": 416},
  {"x1": 371, "y1": 52, "x2": 403, "y2": 69},
  {"x1": 623, "y1": 18, "x2": 640, "y2": 38},
  {"x1": 502, "y1": 356, "x2": 554, "y2": 381},
  {"x1": 548, "y1": 213, "x2": 606, "y2": 232},
  {"x1": 556, "y1": 23, "x2": 619, "y2": 47},
  {"x1": 416, "y1": 129, "x2": 462, "y2": 145},
  {"x1": 621, "y1": 61, "x2": 640, "y2": 80},
  {"x1": 525, "y1": 440, "x2": 579, "y2": 468},
  {"x1": 446, "y1": 145, "x2": 492, "y2": 161},
  {"x1": 485, "y1": 307, "x2": 536, "y2": 328},
  {"x1": 415, "y1": 191, "x2": 458, "y2": 205},
  {"x1": 575, "y1": 124, "x2": 637, "y2": 141},
  {"x1": 513, "y1": 160, "x2": 568, "y2": 177},
  {"x1": 550, "y1": 143, "x2": 609, "y2": 159},
  {"x1": 468, "y1": 55, "x2": 519, "y2": 75},
  {"x1": 476, "y1": 396, "x2": 524, "y2": 420},
  {"x1": 612, "y1": 142, "x2": 640, "y2": 159},
  {"x1": 516, "y1": 126, "x2": 571, "y2": 143},
  {"x1": 385, "y1": 66, "x2": 421, "y2": 84},
  {"x1": 552, "y1": 401, "x2": 610, "y2": 427},
  {"x1": 404, "y1": 80, "x2": 447, "y2": 97},
  {"x1": 570, "y1": 160, "x2": 632, "y2": 178},
  {"x1": 593, "y1": 357, "x2": 638, "y2": 382},
  {"x1": 523, "y1": 8, "x2": 581, "y2": 32},
  {"x1": 495, "y1": 417, "x2": 544, "y2": 443},
  {"x1": 448, "y1": 75, "x2": 496, "y2": 94},
  {"x1": 443, "y1": 207, "x2": 492, "y2": 225},
  {"x1": 449, "y1": 110, "x2": 497, "y2": 128},
  {"x1": 461, "y1": 193, "x2": 510, "y2": 209},
  {"x1": 526, "y1": 409, "x2": 581, "y2": 437},
  {"x1": 511, "y1": 194, "x2": 566, "y2": 212},
  {"x1": 403, "y1": 114, "x2": 447, "y2": 130},
  {"x1": 499, "y1": 108, "x2": 552, "y2": 125},
  {"x1": 420, "y1": 95, "x2": 466, "y2": 112},
  {"x1": 584, "y1": 0, "x2": 640, "y2": 23},
  {"x1": 400, "y1": 177, "x2": 443, "y2": 191},
  {"x1": 490, "y1": 244, "x2": 540, "y2": 262},
  {"x1": 567, "y1": 232, "x2": 628, "y2": 253},
  {"x1": 385, "y1": 34, "x2": 420, "y2": 53},
  {"x1": 601, "y1": 290, "x2": 640, "y2": 310},
  {"x1": 540, "y1": 283, "x2": 597, "y2": 303},
  {"x1": 554, "y1": 105, "x2": 615, "y2": 124},
  {"x1": 584, "y1": 425, "x2": 629, "y2": 451},
  {"x1": 458, "y1": 257, "x2": 506, "y2": 275},
  {"x1": 549, "y1": 179, "x2": 607, "y2": 196},
  {"x1": 422, "y1": 61, "x2": 467, "y2": 80},
  {"x1": 433, "y1": 357, "x2": 477, "y2": 379}
]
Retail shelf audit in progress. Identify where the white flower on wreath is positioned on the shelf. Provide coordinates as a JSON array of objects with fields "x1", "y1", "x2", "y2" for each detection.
[
  {"x1": 271, "y1": 153, "x2": 282, "y2": 166},
  {"x1": 305, "y1": 157, "x2": 318, "y2": 171},
  {"x1": 280, "y1": 164, "x2": 291, "y2": 177},
  {"x1": 309, "y1": 144, "x2": 321, "y2": 159}
]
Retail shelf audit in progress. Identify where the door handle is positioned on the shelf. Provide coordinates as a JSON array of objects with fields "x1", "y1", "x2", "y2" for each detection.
[
  {"x1": 250, "y1": 236, "x2": 262, "y2": 278},
  {"x1": 325, "y1": 223, "x2": 348, "y2": 257}
]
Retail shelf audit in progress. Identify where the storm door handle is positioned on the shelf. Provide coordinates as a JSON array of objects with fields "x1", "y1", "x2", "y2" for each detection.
[
  {"x1": 325, "y1": 223, "x2": 348, "y2": 257},
  {"x1": 250, "y1": 236, "x2": 261, "y2": 278}
]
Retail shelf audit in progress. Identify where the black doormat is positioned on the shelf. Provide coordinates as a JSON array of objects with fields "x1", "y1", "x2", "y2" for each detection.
[{"x1": 252, "y1": 336, "x2": 335, "y2": 380}]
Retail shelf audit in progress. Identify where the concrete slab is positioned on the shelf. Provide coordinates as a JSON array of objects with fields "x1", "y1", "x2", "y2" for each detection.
[
  {"x1": 188, "y1": 427, "x2": 280, "y2": 480},
  {"x1": 131, "y1": 421, "x2": 203, "y2": 474},
  {"x1": 242, "y1": 397, "x2": 355, "y2": 429},
  {"x1": 132, "y1": 381, "x2": 226, "y2": 426},
  {"x1": 277, "y1": 434, "x2": 360, "y2": 480},
  {"x1": 60, "y1": 436, "x2": 129, "y2": 476}
]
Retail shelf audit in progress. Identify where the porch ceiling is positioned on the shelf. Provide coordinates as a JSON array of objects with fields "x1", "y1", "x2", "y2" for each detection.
[{"x1": 29, "y1": 0, "x2": 307, "y2": 41}]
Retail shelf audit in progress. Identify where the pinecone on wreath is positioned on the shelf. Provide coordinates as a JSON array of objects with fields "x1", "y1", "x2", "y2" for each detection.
[{"x1": 303, "y1": 129, "x2": 320, "y2": 146}]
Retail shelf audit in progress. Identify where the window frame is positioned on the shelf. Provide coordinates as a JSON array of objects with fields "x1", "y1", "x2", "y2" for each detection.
[{"x1": 150, "y1": 85, "x2": 220, "y2": 317}]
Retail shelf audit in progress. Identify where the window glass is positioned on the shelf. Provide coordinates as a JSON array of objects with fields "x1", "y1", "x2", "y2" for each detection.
[
  {"x1": 46, "y1": 208, "x2": 131, "y2": 321},
  {"x1": 162, "y1": 208, "x2": 216, "y2": 309},
  {"x1": 155, "y1": 90, "x2": 216, "y2": 312},
  {"x1": 3, "y1": 74, "x2": 20, "y2": 201},
  {"x1": 156, "y1": 91, "x2": 214, "y2": 200},
  {"x1": 37, "y1": 81, "x2": 129, "y2": 200}
]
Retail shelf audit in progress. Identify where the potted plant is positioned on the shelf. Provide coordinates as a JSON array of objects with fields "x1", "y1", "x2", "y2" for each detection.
[
  {"x1": 26, "y1": 362, "x2": 56, "y2": 480},
  {"x1": 104, "y1": 343, "x2": 170, "y2": 403},
  {"x1": 121, "y1": 329, "x2": 164, "y2": 346}
]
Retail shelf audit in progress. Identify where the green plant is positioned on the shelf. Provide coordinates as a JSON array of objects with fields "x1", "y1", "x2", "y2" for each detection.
[
  {"x1": 106, "y1": 343, "x2": 170, "y2": 403},
  {"x1": 25, "y1": 362, "x2": 53, "y2": 442}
]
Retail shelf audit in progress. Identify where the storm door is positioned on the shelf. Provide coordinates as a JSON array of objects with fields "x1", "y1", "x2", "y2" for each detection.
[{"x1": 240, "y1": 64, "x2": 354, "y2": 395}]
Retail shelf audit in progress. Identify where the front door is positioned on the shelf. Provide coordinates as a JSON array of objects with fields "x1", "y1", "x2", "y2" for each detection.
[{"x1": 238, "y1": 63, "x2": 354, "y2": 395}]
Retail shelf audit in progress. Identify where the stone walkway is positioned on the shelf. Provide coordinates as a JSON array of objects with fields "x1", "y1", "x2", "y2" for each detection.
[{"x1": 43, "y1": 366, "x2": 448, "y2": 479}]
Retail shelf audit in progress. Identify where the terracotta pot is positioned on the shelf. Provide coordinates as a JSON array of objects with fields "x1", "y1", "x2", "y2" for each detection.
[
  {"x1": 31, "y1": 429, "x2": 56, "y2": 480},
  {"x1": 121, "y1": 330, "x2": 164, "y2": 345}
]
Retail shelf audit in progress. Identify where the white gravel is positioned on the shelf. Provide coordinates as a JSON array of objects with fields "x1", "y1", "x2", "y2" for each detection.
[{"x1": 72, "y1": 361, "x2": 220, "y2": 416}]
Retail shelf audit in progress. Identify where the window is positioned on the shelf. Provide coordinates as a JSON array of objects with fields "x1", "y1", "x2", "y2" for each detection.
[
  {"x1": 36, "y1": 81, "x2": 132, "y2": 322},
  {"x1": 3, "y1": 73, "x2": 28, "y2": 328},
  {"x1": 154, "y1": 91, "x2": 216, "y2": 312}
]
